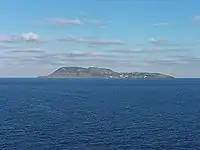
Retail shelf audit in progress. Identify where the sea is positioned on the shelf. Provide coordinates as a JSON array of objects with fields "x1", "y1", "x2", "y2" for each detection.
[{"x1": 0, "y1": 78, "x2": 200, "y2": 150}]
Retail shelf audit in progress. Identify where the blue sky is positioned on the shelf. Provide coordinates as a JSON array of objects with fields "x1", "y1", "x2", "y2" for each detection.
[{"x1": 0, "y1": 0, "x2": 200, "y2": 77}]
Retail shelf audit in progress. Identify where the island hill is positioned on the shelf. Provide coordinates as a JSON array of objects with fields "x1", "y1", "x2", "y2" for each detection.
[{"x1": 41, "y1": 67, "x2": 174, "y2": 79}]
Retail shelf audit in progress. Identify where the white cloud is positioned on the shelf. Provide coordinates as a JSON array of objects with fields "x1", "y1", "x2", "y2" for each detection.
[
  {"x1": 58, "y1": 35, "x2": 125, "y2": 46},
  {"x1": 35, "y1": 16, "x2": 111, "y2": 28},
  {"x1": 144, "y1": 59, "x2": 181, "y2": 65},
  {"x1": 149, "y1": 38, "x2": 169, "y2": 45},
  {"x1": 20, "y1": 33, "x2": 40, "y2": 41},
  {"x1": 9, "y1": 48, "x2": 46, "y2": 54},
  {"x1": 87, "y1": 19, "x2": 108, "y2": 27},
  {"x1": 45, "y1": 18, "x2": 83, "y2": 26},
  {"x1": 0, "y1": 32, "x2": 45, "y2": 43},
  {"x1": 152, "y1": 22, "x2": 169, "y2": 26},
  {"x1": 111, "y1": 47, "x2": 162, "y2": 54}
]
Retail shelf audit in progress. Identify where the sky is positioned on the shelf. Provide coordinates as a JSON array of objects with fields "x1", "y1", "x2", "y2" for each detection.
[{"x1": 0, "y1": 0, "x2": 200, "y2": 77}]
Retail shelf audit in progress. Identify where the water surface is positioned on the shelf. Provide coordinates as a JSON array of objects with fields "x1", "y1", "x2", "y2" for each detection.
[{"x1": 0, "y1": 78, "x2": 200, "y2": 150}]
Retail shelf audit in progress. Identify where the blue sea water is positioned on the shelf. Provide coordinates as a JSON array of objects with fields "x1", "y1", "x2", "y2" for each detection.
[{"x1": 0, "y1": 78, "x2": 200, "y2": 150}]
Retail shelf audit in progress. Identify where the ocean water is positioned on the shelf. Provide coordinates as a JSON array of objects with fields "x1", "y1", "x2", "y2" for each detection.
[{"x1": 1, "y1": 78, "x2": 200, "y2": 150}]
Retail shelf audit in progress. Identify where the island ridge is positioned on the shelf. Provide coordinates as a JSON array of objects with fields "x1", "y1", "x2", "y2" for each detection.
[{"x1": 39, "y1": 67, "x2": 174, "y2": 79}]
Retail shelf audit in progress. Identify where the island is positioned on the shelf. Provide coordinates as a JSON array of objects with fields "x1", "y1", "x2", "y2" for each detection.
[{"x1": 39, "y1": 67, "x2": 174, "y2": 79}]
